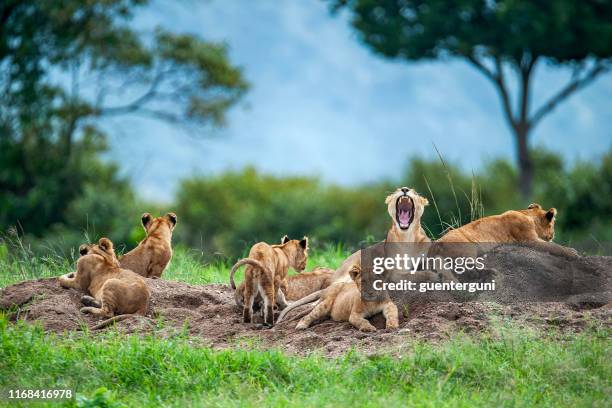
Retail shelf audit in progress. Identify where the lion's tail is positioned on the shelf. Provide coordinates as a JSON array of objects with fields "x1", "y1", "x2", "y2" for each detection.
[
  {"x1": 229, "y1": 258, "x2": 271, "y2": 290},
  {"x1": 89, "y1": 314, "x2": 134, "y2": 330},
  {"x1": 276, "y1": 290, "x2": 323, "y2": 324}
]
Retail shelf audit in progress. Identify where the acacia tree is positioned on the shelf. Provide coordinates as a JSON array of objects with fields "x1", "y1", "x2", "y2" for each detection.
[
  {"x1": 330, "y1": 0, "x2": 612, "y2": 197},
  {"x1": 0, "y1": 0, "x2": 248, "y2": 235}
]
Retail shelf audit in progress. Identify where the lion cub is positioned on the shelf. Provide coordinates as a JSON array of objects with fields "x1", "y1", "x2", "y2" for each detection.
[
  {"x1": 230, "y1": 235, "x2": 308, "y2": 326},
  {"x1": 234, "y1": 266, "x2": 334, "y2": 310},
  {"x1": 120, "y1": 212, "x2": 177, "y2": 278},
  {"x1": 295, "y1": 264, "x2": 399, "y2": 332},
  {"x1": 59, "y1": 238, "x2": 150, "y2": 328}
]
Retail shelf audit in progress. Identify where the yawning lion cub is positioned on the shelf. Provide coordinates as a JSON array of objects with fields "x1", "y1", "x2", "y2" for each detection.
[{"x1": 330, "y1": 186, "x2": 431, "y2": 284}]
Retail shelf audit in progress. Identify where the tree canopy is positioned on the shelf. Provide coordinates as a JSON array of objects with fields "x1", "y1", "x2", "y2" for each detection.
[
  {"x1": 0, "y1": 0, "x2": 248, "y2": 236},
  {"x1": 330, "y1": 0, "x2": 612, "y2": 197}
]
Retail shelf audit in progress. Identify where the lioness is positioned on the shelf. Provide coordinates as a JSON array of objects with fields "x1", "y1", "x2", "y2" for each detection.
[
  {"x1": 278, "y1": 187, "x2": 432, "y2": 323},
  {"x1": 294, "y1": 264, "x2": 399, "y2": 332},
  {"x1": 437, "y1": 203, "x2": 556, "y2": 243},
  {"x1": 434, "y1": 203, "x2": 577, "y2": 265},
  {"x1": 58, "y1": 238, "x2": 150, "y2": 329},
  {"x1": 230, "y1": 236, "x2": 309, "y2": 326},
  {"x1": 120, "y1": 212, "x2": 177, "y2": 278},
  {"x1": 233, "y1": 266, "x2": 334, "y2": 310},
  {"x1": 331, "y1": 187, "x2": 431, "y2": 283}
]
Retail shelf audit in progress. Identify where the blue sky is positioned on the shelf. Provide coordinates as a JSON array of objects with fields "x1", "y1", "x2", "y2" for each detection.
[{"x1": 100, "y1": 1, "x2": 612, "y2": 202}]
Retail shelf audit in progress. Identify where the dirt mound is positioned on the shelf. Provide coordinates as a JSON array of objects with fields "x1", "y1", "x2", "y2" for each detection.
[{"x1": 1, "y1": 275, "x2": 610, "y2": 357}]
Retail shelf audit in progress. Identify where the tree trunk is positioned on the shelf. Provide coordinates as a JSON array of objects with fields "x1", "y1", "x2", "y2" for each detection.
[{"x1": 515, "y1": 124, "x2": 533, "y2": 199}]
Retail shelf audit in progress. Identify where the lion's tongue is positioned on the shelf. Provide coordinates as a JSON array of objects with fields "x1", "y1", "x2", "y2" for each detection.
[{"x1": 398, "y1": 209, "x2": 411, "y2": 226}]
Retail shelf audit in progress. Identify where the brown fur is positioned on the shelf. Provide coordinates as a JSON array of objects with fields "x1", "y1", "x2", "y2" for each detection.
[
  {"x1": 284, "y1": 267, "x2": 335, "y2": 301},
  {"x1": 437, "y1": 203, "x2": 557, "y2": 243},
  {"x1": 384, "y1": 187, "x2": 431, "y2": 244},
  {"x1": 295, "y1": 264, "x2": 398, "y2": 332},
  {"x1": 434, "y1": 203, "x2": 579, "y2": 260},
  {"x1": 234, "y1": 267, "x2": 334, "y2": 309},
  {"x1": 331, "y1": 187, "x2": 431, "y2": 284},
  {"x1": 279, "y1": 187, "x2": 432, "y2": 324},
  {"x1": 230, "y1": 235, "x2": 309, "y2": 326},
  {"x1": 120, "y1": 212, "x2": 177, "y2": 278},
  {"x1": 58, "y1": 238, "x2": 150, "y2": 326}
]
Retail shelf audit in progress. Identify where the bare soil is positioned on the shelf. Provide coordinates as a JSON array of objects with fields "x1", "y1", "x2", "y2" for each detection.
[{"x1": 1, "y1": 277, "x2": 610, "y2": 357}]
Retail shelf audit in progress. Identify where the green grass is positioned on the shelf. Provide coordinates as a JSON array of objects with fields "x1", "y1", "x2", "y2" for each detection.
[
  {"x1": 0, "y1": 245, "x2": 350, "y2": 288},
  {"x1": 0, "y1": 316, "x2": 609, "y2": 407},
  {"x1": 1, "y1": 245, "x2": 610, "y2": 407}
]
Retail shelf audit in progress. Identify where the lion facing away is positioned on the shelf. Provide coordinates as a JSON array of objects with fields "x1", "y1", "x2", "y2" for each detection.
[
  {"x1": 293, "y1": 264, "x2": 399, "y2": 332},
  {"x1": 58, "y1": 238, "x2": 150, "y2": 329},
  {"x1": 230, "y1": 235, "x2": 309, "y2": 326},
  {"x1": 120, "y1": 212, "x2": 177, "y2": 278}
]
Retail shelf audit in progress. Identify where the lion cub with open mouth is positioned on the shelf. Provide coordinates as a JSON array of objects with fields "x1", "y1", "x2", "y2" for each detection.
[
  {"x1": 295, "y1": 264, "x2": 399, "y2": 332},
  {"x1": 58, "y1": 238, "x2": 150, "y2": 329},
  {"x1": 230, "y1": 236, "x2": 308, "y2": 326}
]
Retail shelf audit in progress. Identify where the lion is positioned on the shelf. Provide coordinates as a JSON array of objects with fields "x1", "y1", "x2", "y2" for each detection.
[
  {"x1": 437, "y1": 203, "x2": 557, "y2": 243},
  {"x1": 58, "y1": 238, "x2": 150, "y2": 330},
  {"x1": 436, "y1": 203, "x2": 578, "y2": 257},
  {"x1": 430, "y1": 203, "x2": 577, "y2": 279},
  {"x1": 230, "y1": 235, "x2": 309, "y2": 326},
  {"x1": 119, "y1": 212, "x2": 177, "y2": 278},
  {"x1": 330, "y1": 187, "x2": 431, "y2": 284},
  {"x1": 384, "y1": 186, "x2": 431, "y2": 244},
  {"x1": 233, "y1": 266, "x2": 334, "y2": 310},
  {"x1": 278, "y1": 187, "x2": 432, "y2": 322},
  {"x1": 292, "y1": 264, "x2": 399, "y2": 332}
]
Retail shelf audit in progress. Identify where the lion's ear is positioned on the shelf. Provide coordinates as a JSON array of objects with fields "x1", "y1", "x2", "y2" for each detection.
[
  {"x1": 299, "y1": 236, "x2": 308, "y2": 249},
  {"x1": 545, "y1": 208, "x2": 557, "y2": 222},
  {"x1": 528, "y1": 203, "x2": 542, "y2": 210},
  {"x1": 79, "y1": 244, "x2": 89, "y2": 256},
  {"x1": 166, "y1": 212, "x2": 177, "y2": 227},
  {"x1": 420, "y1": 196, "x2": 429, "y2": 207},
  {"x1": 98, "y1": 238, "x2": 114, "y2": 253},
  {"x1": 141, "y1": 213, "x2": 152, "y2": 229},
  {"x1": 281, "y1": 235, "x2": 289, "y2": 244},
  {"x1": 384, "y1": 193, "x2": 394, "y2": 205},
  {"x1": 349, "y1": 265, "x2": 361, "y2": 282}
]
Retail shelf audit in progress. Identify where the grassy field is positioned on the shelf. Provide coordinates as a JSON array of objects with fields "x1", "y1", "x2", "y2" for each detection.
[
  {"x1": 1, "y1": 316, "x2": 610, "y2": 407},
  {"x1": 0, "y1": 245, "x2": 610, "y2": 407},
  {"x1": 0, "y1": 245, "x2": 349, "y2": 288}
]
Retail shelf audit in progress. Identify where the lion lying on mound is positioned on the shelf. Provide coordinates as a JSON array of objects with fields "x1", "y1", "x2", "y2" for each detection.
[
  {"x1": 230, "y1": 236, "x2": 309, "y2": 326},
  {"x1": 58, "y1": 238, "x2": 150, "y2": 330},
  {"x1": 438, "y1": 203, "x2": 556, "y2": 243},
  {"x1": 119, "y1": 212, "x2": 177, "y2": 278},
  {"x1": 292, "y1": 264, "x2": 399, "y2": 332},
  {"x1": 233, "y1": 266, "x2": 334, "y2": 310},
  {"x1": 436, "y1": 203, "x2": 577, "y2": 258}
]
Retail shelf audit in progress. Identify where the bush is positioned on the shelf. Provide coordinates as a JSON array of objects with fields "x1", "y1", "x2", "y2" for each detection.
[
  {"x1": 175, "y1": 167, "x2": 389, "y2": 257},
  {"x1": 1, "y1": 132, "x2": 141, "y2": 255},
  {"x1": 175, "y1": 150, "x2": 611, "y2": 258}
]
